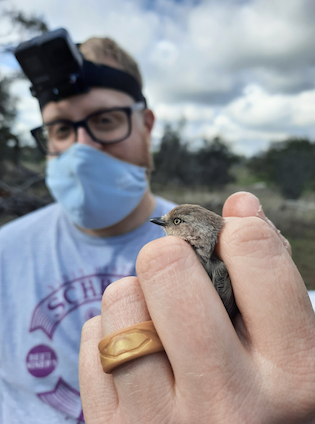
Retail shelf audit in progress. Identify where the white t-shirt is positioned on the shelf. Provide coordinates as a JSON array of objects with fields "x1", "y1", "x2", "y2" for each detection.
[{"x1": 0, "y1": 197, "x2": 176, "y2": 424}]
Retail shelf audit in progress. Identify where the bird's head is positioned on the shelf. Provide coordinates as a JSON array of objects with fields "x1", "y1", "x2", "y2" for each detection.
[{"x1": 150, "y1": 204, "x2": 224, "y2": 253}]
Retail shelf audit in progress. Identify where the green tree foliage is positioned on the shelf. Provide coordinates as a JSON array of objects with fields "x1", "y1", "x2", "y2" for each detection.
[
  {"x1": 248, "y1": 138, "x2": 315, "y2": 199},
  {"x1": 0, "y1": 75, "x2": 18, "y2": 175},
  {"x1": 0, "y1": 2, "x2": 49, "y2": 171},
  {"x1": 194, "y1": 137, "x2": 238, "y2": 188},
  {"x1": 152, "y1": 124, "x2": 191, "y2": 185},
  {"x1": 152, "y1": 125, "x2": 238, "y2": 189},
  {"x1": 0, "y1": 5, "x2": 51, "y2": 223},
  {"x1": 0, "y1": 2, "x2": 49, "y2": 54}
]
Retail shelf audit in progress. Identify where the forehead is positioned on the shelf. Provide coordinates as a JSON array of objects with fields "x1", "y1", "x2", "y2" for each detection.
[{"x1": 41, "y1": 87, "x2": 134, "y2": 122}]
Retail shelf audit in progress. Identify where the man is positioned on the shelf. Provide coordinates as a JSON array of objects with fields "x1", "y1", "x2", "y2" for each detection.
[{"x1": 0, "y1": 30, "x2": 175, "y2": 423}]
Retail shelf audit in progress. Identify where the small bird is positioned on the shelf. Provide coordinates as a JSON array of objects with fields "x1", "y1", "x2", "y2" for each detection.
[{"x1": 150, "y1": 204, "x2": 238, "y2": 319}]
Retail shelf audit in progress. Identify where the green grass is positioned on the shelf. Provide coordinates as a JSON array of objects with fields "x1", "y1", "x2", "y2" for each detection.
[{"x1": 230, "y1": 164, "x2": 262, "y2": 186}]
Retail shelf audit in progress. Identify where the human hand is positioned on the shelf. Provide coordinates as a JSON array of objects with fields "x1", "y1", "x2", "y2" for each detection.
[{"x1": 79, "y1": 192, "x2": 315, "y2": 424}]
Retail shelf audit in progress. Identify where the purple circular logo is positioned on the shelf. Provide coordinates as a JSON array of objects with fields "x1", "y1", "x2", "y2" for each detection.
[{"x1": 26, "y1": 345, "x2": 58, "y2": 378}]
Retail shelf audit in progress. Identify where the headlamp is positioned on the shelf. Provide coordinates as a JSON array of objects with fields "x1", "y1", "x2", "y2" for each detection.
[{"x1": 14, "y1": 28, "x2": 146, "y2": 109}]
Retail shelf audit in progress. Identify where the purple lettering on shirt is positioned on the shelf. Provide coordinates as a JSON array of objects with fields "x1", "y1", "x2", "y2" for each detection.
[
  {"x1": 30, "y1": 273, "x2": 124, "y2": 339},
  {"x1": 63, "y1": 284, "x2": 79, "y2": 305},
  {"x1": 81, "y1": 279, "x2": 97, "y2": 299}
]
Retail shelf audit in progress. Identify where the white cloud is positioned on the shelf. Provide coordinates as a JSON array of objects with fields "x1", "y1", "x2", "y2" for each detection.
[
  {"x1": 227, "y1": 85, "x2": 315, "y2": 131},
  {"x1": 149, "y1": 40, "x2": 179, "y2": 68},
  {"x1": 154, "y1": 102, "x2": 215, "y2": 121},
  {"x1": 227, "y1": 85, "x2": 292, "y2": 129},
  {"x1": 189, "y1": 0, "x2": 315, "y2": 70},
  {"x1": 3, "y1": 0, "x2": 315, "y2": 156}
]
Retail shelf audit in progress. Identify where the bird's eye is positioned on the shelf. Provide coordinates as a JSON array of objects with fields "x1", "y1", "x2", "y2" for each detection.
[{"x1": 173, "y1": 218, "x2": 182, "y2": 225}]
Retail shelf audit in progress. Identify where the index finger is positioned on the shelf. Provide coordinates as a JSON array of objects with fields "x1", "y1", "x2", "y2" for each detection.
[
  {"x1": 136, "y1": 237, "x2": 247, "y2": 401},
  {"x1": 216, "y1": 216, "x2": 315, "y2": 357}
]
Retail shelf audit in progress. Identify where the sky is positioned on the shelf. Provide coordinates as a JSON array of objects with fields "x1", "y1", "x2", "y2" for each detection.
[{"x1": 2, "y1": 0, "x2": 315, "y2": 156}]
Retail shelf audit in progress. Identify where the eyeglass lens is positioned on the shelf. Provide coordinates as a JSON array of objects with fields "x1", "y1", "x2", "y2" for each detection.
[{"x1": 36, "y1": 109, "x2": 130, "y2": 154}]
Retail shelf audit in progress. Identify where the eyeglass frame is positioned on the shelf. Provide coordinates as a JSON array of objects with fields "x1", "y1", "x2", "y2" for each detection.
[{"x1": 30, "y1": 101, "x2": 146, "y2": 156}]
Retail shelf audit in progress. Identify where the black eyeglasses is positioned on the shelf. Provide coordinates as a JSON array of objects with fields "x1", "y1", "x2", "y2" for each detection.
[{"x1": 30, "y1": 101, "x2": 145, "y2": 155}]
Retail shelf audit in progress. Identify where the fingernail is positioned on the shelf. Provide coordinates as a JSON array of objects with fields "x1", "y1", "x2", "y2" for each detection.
[
  {"x1": 280, "y1": 235, "x2": 291, "y2": 251},
  {"x1": 256, "y1": 205, "x2": 291, "y2": 253},
  {"x1": 256, "y1": 205, "x2": 278, "y2": 232}
]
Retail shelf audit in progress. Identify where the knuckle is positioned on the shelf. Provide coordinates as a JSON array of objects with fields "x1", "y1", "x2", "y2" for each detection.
[
  {"x1": 81, "y1": 315, "x2": 101, "y2": 342},
  {"x1": 137, "y1": 236, "x2": 193, "y2": 278},
  {"x1": 101, "y1": 276, "x2": 141, "y2": 311},
  {"x1": 222, "y1": 217, "x2": 281, "y2": 259}
]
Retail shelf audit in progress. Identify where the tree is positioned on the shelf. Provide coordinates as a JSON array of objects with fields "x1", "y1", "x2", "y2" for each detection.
[
  {"x1": 152, "y1": 125, "x2": 238, "y2": 189},
  {"x1": 0, "y1": 2, "x2": 49, "y2": 54},
  {"x1": 194, "y1": 137, "x2": 238, "y2": 188},
  {"x1": 248, "y1": 138, "x2": 315, "y2": 199},
  {"x1": 152, "y1": 124, "x2": 192, "y2": 186},
  {"x1": 0, "y1": 2, "x2": 49, "y2": 171},
  {"x1": 0, "y1": 75, "x2": 18, "y2": 175},
  {"x1": 0, "y1": 4, "x2": 50, "y2": 224}
]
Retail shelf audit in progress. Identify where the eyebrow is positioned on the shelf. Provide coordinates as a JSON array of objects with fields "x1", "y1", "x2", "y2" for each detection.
[
  {"x1": 42, "y1": 106, "x2": 109, "y2": 125},
  {"x1": 43, "y1": 103, "x2": 134, "y2": 125}
]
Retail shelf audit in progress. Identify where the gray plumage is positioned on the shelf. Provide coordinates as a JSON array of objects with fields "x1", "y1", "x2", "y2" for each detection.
[{"x1": 150, "y1": 204, "x2": 238, "y2": 319}]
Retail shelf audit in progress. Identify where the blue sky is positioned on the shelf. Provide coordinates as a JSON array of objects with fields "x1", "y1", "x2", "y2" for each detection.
[{"x1": 2, "y1": 0, "x2": 315, "y2": 156}]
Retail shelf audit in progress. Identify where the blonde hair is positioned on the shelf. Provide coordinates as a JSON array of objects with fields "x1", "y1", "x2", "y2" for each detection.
[{"x1": 79, "y1": 37, "x2": 143, "y2": 89}]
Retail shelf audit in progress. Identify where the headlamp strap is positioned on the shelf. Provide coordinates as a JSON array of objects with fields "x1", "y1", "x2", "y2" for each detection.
[{"x1": 37, "y1": 59, "x2": 146, "y2": 109}]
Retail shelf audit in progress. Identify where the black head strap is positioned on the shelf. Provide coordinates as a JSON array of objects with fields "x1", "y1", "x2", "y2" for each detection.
[{"x1": 38, "y1": 59, "x2": 146, "y2": 109}]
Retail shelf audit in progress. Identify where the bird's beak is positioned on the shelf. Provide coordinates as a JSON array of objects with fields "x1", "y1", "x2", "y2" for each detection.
[{"x1": 150, "y1": 217, "x2": 166, "y2": 227}]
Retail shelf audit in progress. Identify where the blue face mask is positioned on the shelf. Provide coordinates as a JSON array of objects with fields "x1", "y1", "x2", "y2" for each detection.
[{"x1": 46, "y1": 144, "x2": 148, "y2": 229}]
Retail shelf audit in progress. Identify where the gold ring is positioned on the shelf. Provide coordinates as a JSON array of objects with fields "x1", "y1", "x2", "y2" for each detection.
[{"x1": 98, "y1": 320, "x2": 164, "y2": 374}]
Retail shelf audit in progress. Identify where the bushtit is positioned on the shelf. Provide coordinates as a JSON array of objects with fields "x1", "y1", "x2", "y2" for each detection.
[{"x1": 150, "y1": 204, "x2": 238, "y2": 319}]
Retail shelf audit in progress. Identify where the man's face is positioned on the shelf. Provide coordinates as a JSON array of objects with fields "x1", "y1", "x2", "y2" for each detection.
[{"x1": 41, "y1": 87, "x2": 154, "y2": 169}]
